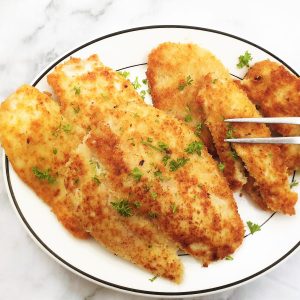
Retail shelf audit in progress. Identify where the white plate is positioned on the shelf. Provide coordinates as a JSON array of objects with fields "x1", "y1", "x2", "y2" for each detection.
[{"x1": 3, "y1": 26, "x2": 300, "y2": 298}]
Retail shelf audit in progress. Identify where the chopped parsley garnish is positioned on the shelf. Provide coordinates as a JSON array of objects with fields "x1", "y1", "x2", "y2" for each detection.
[
  {"x1": 150, "y1": 191, "x2": 158, "y2": 200},
  {"x1": 118, "y1": 71, "x2": 130, "y2": 78},
  {"x1": 142, "y1": 140, "x2": 169, "y2": 154},
  {"x1": 290, "y1": 180, "x2": 299, "y2": 189},
  {"x1": 142, "y1": 78, "x2": 148, "y2": 85},
  {"x1": 225, "y1": 255, "x2": 234, "y2": 261},
  {"x1": 184, "y1": 114, "x2": 193, "y2": 123},
  {"x1": 230, "y1": 149, "x2": 239, "y2": 160},
  {"x1": 237, "y1": 51, "x2": 252, "y2": 68},
  {"x1": 131, "y1": 167, "x2": 143, "y2": 182},
  {"x1": 32, "y1": 167, "x2": 56, "y2": 184},
  {"x1": 53, "y1": 148, "x2": 57, "y2": 155},
  {"x1": 74, "y1": 178, "x2": 80, "y2": 185},
  {"x1": 73, "y1": 86, "x2": 81, "y2": 95},
  {"x1": 133, "y1": 201, "x2": 141, "y2": 208},
  {"x1": 92, "y1": 176, "x2": 100, "y2": 185},
  {"x1": 171, "y1": 203, "x2": 177, "y2": 213},
  {"x1": 212, "y1": 78, "x2": 218, "y2": 84},
  {"x1": 111, "y1": 200, "x2": 132, "y2": 217},
  {"x1": 162, "y1": 155, "x2": 171, "y2": 166},
  {"x1": 140, "y1": 90, "x2": 147, "y2": 99},
  {"x1": 185, "y1": 141, "x2": 204, "y2": 156},
  {"x1": 218, "y1": 162, "x2": 225, "y2": 172},
  {"x1": 247, "y1": 221, "x2": 261, "y2": 234},
  {"x1": 169, "y1": 157, "x2": 190, "y2": 171},
  {"x1": 62, "y1": 124, "x2": 72, "y2": 134},
  {"x1": 73, "y1": 106, "x2": 80, "y2": 114},
  {"x1": 148, "y1": 211, "x2": 158, "y2": 219},
  {"x1": 194, "y1": 122, "x2": 203, "y2": 137},
  {"x1": 226, "y1": 123, "x2": 235, "y2": 139},
  {"x1": 154, "y1": 170, "x2": 163, "y2": 180},
  {"x1": 89, "y1": 158, "x2": 100, "y2": 171},
  {"x1": 149, "y1": 275, "x2": 158, "y2": 282},
  {"x1": 132, "y1": 77, "x2": 141, "y2": 89},
  {"x1": 178, "y1": 75, "x2": 193, "y2": 91},
  {"x1": 157, "y1": 141, "x2": 169, "y2": 152}
]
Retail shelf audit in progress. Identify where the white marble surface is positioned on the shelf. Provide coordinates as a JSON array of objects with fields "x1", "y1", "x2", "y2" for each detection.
[{"x1": 0, "y1": 0, "x2": 300, "y2": 299}]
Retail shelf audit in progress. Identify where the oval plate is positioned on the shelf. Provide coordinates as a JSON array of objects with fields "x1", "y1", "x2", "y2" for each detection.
[{"x1": 3, "y1": 25, "x2": 300, "y2": 298}]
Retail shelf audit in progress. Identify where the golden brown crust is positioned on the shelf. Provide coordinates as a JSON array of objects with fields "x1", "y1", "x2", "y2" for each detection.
[
  {"x1": 147, "y1": 42, "x2": 230, "y2": 156},
  {"x1": 197, "y1": 75, "x2": 297, "y2": 215},
  {"x1": 65, "y1": 142, "x2": 182, "y2": 282},
  {"x1": 0, "y1": 85, "x2": 88, "y2": 238},
  {"x1": 47, "y1": 54, "x2": 143, "y2": 131},
  {"x1": 241, "y1": 60, "x2": 300, "y2": 171},
  {"x1": 85, "y1": 101, "x2": 244, "y2": 266}
]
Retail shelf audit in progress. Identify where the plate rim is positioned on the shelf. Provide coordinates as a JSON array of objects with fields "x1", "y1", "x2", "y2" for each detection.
[{"x1": 3, "y1": 25, "x2": 300, "y2": 297}]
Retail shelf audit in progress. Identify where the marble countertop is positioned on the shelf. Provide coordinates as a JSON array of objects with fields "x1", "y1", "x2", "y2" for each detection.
[{"x1": 0, "y1": 0, "x2": 300, "y2": 299}]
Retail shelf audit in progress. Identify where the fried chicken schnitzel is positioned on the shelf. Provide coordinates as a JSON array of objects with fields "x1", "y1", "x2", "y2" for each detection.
[
  {"x1": 147, "y1": 42, "x2": 246, "y2": 190},
  {"x1": 0, "y1": 85, "x2": 88, "y2": 238},
  {"x1": 197, "y1": 75, "x2": 297, "y2": 215},
  {"x1": 240, "y1": 60, "x2": 300, "y2": 171},
  {"x1": 83, "y1": 101, "x2": 244, "y2": 265}
]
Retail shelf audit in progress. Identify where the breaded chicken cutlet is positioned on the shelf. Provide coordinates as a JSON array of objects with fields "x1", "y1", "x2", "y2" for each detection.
[
  {"x1": 75, "y1": 101, "x2": 244, "y2": 265},
  {"x1": 197, "y1": 75, "x2": 297, "y2": 215},
  {"x1": 240, "y1": 60, "x2": 300, "y2": 171},
  {"x1": 48, "y1": 55, "x2": 244, "y2": 266},
  {"x1": 0, "y1": 85, "x2": 182, "y2": 282},
  {"x1": 0, "y1": 85, "x2": 88, "y2": 238},
  {"x1": 147, "y1": 43, "x2": 247, "y2": 190},
  {"x1": 47, "y1": 54, "x2": 144, "y2": 131}
]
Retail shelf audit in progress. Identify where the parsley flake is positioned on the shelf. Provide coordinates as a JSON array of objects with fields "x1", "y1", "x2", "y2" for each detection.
[
  {"x1": 142, "y1": 78, "x2": 148, "y2": 85},
  {"x1": 212, "y1": 78, "x2": 218, "y2": 84},
  {"x1": 290, "y1": 180, "x2": 299, "y2": 189},
  {"x1": 140, "y1": 90, "x2": 147, "y2": 99},
  {"x1": 131, "y1": 167, "x2": 143, "y2": 182},
  {"x1": 73, "y1": 106, "x2": 80, "y2": 114},
  {"x1": 133, "y1": 201, "x2": 141, "y2": 208},
  {"x1": 171, "y1": 203, "x2": 177, "y2": 213},
  {"x1": 111, "y1": 200, "x2": 132, "y2": 217},
  {"x1": 150, "y1": 191, "x2": 158, "y2": 200},
  {"x1": 162, "y1": 155, "x2": 171, "y2": 166},
  {"x1": 184, "y1": 114, "x2": 193, "y2": 123},
  {"x1": 185, "y1": 141, "x2": 204, "y2": 156},
  {"x1": 118, "y1": 71, "x2": 130, "y2": 78},
  {"x1": 149, "y1": 275, "x2": 158, "y2": 282},
  {"x1": 32, "y1": 167, "x2": 56, "y2": 184},
  {"x1": 218, "y1": 162, "x2": 225, "y2": 172},
  {"x1": 169, "y1": 157, "x2": 190, "y2": 171},
  {"x1": 194, "y1": 122, "x2": 203, "y2": 137},
  {"x1": 73, "y1": 86, "x2": 81, "y2": 95},
  {"x1": 230, "y1": 149, "x2": 239, "y2": 160},
  {"x1": 148, "y1": 211, "x2": 158, "y2": 219},
  {"x1": 62, "y1": 124, "x2": 72, "y2": 134},
  {"x1": 178, "y1": 75, "x2": 193, "y2": 91},
  {"x1": 225, "y1": 255, "x2": 234, "y2": 261},
  {"x1": 154, "y1": 170, "x2": 163, "y2": 180},
  {"x1": 247, "y1": 221, "x2": 261, "y2": 234},
  {"x1": 132, "y1": 77, "x2": 141, "y2": 90},
  {"x1": 226, "y1": 123, "x2": 235, "y2": 139},
  {"x1": 237, "y1": 51, "x2": 252, "y2": 69},
  {"x1": 157, "y1": 141, "x2": 169, "y2": 152},
  {"x1": 53, "y1": 148, "x2": 57, "y2": 155},
  {"x1": 92, "y1": 176, "x2": 100, "y2": 185}
]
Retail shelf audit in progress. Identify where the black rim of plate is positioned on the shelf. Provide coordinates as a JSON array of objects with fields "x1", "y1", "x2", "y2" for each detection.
[{"x1": 5, "y1": 25, "x2": 300, "y2": 297}]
